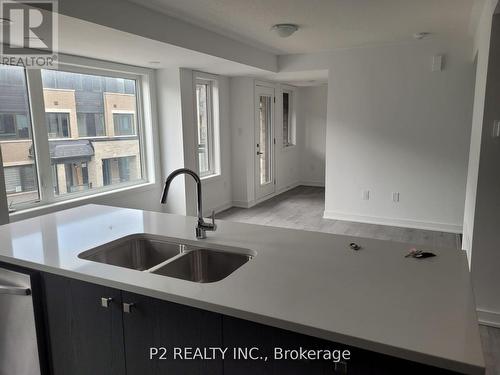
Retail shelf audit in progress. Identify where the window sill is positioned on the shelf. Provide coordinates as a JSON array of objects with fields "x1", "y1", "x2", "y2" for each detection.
[
  {"x1": 9, "y1": 181, "x2": 159, "y2": 222},
  {"x1": 201, "y1": 173, "x2": 222, "y2": 185}
]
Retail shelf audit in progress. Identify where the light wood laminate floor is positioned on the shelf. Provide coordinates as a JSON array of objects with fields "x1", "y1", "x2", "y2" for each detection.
[
  {"x1": 217, "y1": 185, "x2": 500, "y2": 374},
  {"x1": 218, "y1": 186, "x2": 461, "y2": 250}
]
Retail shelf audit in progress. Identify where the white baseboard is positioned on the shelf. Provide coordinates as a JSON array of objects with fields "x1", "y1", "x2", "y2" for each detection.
[
  {"x1": 232, "y1": 182, "x2": 301, "y2": 209},
  {"x1": 323, "y1": 210, "x2": 463, "y2": 234},
  {"x1": 478, "y1": 309, "x2": 500, "y2": 328},
  {"x1": 300, "y1": 180, "x2": 325, "y2": 187},
  {"x1": 231, "y1": 200, "x2": 252, "y2": 209},
  {"x1": 276, "y1": 182, "x2": 301, "y2": 195},
  {"x1": 203, "y1": 202, "x2": 233, "y2": 217}
]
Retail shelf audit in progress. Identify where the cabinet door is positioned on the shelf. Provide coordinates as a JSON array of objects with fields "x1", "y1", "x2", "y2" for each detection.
[
  {"x1": 42, "y1": 273, "x2": 125, "y2": 375},
  {"x1": 122, "y1": 291, "x2": 223, "y2": 375},
  {"x1": 223, "y1": 316, "x2": 327, "y2": 375}
]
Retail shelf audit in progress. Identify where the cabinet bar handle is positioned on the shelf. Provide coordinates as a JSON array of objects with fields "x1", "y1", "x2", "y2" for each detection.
[
  {"x1": 0, "y1": 285, "x2": 31, "y2": 295},
  {"x1": 123, "y1": 302, "x2": 135, "y2": 313},
  {"x1": 101, "y1": 297, "x2": 113, "y2": 308}
]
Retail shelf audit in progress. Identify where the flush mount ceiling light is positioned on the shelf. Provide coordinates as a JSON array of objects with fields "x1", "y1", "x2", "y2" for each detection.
[
  {"x1": 272, "y1": 24, "x2": 299, "y2": 38},
  {"x1": 413, "y1": 32, "x2": 431, "y2": 40}
]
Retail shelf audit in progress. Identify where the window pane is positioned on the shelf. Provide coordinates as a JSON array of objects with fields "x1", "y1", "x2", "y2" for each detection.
[
  {"x1": 113, "y1": 113, "x2": 135, "y2": 136},
  {"x1": 102, "y1": 156, "x2": 137, "y2": 186},
  {"x1": 0, "y1": 65, "x2": 40, "y2": 207},
  {"x1": 41, "y1": 69, "x2": 142, "y2": 196},
  {"x1": 283, "y1": 92, "x2": 291, "y2": 146},
  {"x1": 77, "y1": 113, "x2": 105, "y2": 137},
  {"x1": 259, "y1": 95, "x2": 272, "y2": 184},
  {"x1": 46, "y1": 112, "x2": 70, "y2": 138},
  {"x1": 196, "y1": 82, "x2": 211, "y2": 176}
]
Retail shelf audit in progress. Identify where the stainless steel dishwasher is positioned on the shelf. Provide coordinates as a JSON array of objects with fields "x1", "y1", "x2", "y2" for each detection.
[{"x1": 0, "y1": 267, "x2": 42, "y2": 375}]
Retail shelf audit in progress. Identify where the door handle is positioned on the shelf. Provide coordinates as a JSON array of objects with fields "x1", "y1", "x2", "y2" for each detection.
[
  {"x1": 101, "y1": 297, "x2": 113, "y2": 308},
  {"x1": 256, "y1": 151, "x2": 263, "y2": 155},
  {"x1": 123, "y1": 302, "x2": 135, "y2": 313},
  {"x1": 0, "y1": 285, "x2": 31, "y2": 295}
]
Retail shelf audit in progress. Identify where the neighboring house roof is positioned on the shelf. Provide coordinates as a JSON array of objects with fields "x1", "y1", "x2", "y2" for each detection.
[
  {"x1": 29, "y1": 140, "x2": 94, "y2": 162},
  {"x1": 49, "y1": 140, "x2": 94, "y2": 161}
]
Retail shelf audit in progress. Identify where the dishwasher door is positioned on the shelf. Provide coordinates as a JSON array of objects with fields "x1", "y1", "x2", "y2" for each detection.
[{"x1": 0, "y1": 267, "x2": 41, "y2": 375}]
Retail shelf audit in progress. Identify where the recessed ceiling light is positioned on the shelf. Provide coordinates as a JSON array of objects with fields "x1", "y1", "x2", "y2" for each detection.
[
  {"x1": 0, "y1": 17, "x2": 12, "y2": 24},
  {"x1": 413, "y1": 32, "x2": 431, "y2": 40},
  {"x1": 271, "y1": 24, "x2": 299, "y2": 38},
  {"x1": 148, "y1": 61, "x2": 161, "y2": 65}
]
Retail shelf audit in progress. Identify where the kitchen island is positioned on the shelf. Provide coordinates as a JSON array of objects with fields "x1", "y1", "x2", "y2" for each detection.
[{"x1": 0, "y1": 204, "x2": 484, "y2": 374}]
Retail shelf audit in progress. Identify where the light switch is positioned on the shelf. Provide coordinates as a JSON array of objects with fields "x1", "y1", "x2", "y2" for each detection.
[{"x1": 392, "y1": 192, "x2": 400, "y2": 202}]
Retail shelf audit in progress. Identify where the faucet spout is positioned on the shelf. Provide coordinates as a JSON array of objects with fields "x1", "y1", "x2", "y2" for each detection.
[{"x1": 161, "y1": 168, "x2": 216, "y2": 239}]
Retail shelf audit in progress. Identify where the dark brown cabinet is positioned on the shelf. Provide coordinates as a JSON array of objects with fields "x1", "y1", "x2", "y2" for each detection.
[
  {"x1": 42, "y1": 274, "x2": 223, "y2": 375},
  {"x1": 121, "y1": 291, "x2": 222, "y2": 375},
  {"x1": 41, "y1": 273, "x2": 460, "y2": 375},
  {"x1": 222, "y1": 315, "x2": 328, "y2": 375},
  {"x1": 42, "y1": 273, "x2": 125, "y2": 375}
]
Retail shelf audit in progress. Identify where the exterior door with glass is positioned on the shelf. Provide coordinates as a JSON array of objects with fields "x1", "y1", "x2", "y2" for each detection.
[{"x1": 254, "y1": 85, "x2": 275, "y2": 200}]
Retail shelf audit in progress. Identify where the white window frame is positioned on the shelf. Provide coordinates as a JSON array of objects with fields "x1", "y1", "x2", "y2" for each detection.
[
  {"x1": 193, "y1": 72, "x2": 221, "y2": 180},
  {"x1": 2, "y1": 54, "x2": 159, "y2": 218},
  {"x1": 282, "y1": 87, "x2": 296, "y2": 148}
]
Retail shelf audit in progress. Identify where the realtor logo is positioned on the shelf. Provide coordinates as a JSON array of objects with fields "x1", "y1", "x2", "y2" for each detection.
[{"x1": 0, "y1": 0, "x2": 58, "y2": 67}]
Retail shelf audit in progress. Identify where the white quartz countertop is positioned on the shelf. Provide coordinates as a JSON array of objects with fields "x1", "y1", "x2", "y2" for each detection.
[{"x1": 0, "y1": 204, "x2": 484, "y2": 374}]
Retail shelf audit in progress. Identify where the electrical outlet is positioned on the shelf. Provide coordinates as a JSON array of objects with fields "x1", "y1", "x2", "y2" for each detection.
[
  {"x1": 392, "y1": 192, "x2": 400, "y2": 202},
  {"x1": 362, "y1": 190, "x2": 370, "y2": 200}
]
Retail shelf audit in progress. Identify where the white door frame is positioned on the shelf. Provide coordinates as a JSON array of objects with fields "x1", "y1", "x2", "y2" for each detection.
[{"x1": 254, "y1": 83, "x2": 276, "y2": 200}]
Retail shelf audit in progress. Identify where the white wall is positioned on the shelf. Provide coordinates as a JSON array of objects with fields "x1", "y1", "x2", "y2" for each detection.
[
  {"x1": 297, "y1": 86, "x2": 327, "y2": 186},
  {"x1": 156, "y1": 68, "x2": 189, "y2": 215},
  {"x1": 463, "y1": 0, "x2": 499, "y2": 255},
  {"x1": 319, "y1": 39, "x2": 474, "y2": 233},
  {"x1": 229, "y1": 77, "x2": 255, "y2": 206}
]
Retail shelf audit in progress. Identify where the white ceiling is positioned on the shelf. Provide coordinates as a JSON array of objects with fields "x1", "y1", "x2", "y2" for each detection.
[
  {"x1": 57, "y1": 15, "x2": 325, "y2": 85},
  {"x1": 127, "y1": 0, "x2": 484, "y2": 54}
]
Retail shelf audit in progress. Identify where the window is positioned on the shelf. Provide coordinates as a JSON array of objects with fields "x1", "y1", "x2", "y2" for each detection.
[
  {"x1": 53, "y1": 161, "x2": 90, "y2": 195},
  {"x1": 4, "y1": 165, "x2": 36, "y2": 193},
  {"x1": 46, "y1": 112, "x2": 70, "y2": 138},
  {"x1": 41, "y1": 69, "x2": 143, "y2": 198},
  {"x1": 77, "y1": 113, "x2": 105, "y2": 137},
  {"x1": 102, "y1": 156, "x2": 138, "y2": 186},
  {"x1": 282, "y1": 90, "x2": 295, "y2": 147},
  {"x1": 113, "y1": 113, "x2": 135, "y2": 136},
  {"x1": 0, "y1": 59, "x2": 152, "y2": 213},
  {"x1": 0, "y1": 114, "x2": 30, "y2": 139},
  {"x1": 0, "y1": 65, "x2": 40, "y2": 207},
  {"x1": 195, "y1": 77, "x2": 219, "y2": 178}
]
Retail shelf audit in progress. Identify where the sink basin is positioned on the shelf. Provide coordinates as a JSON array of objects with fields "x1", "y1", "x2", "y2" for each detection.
[
  {"x1": 152, "y1": 248, "x2": 251, "y2": 283},
  {"x1": 78, "y1": 234, "x2": 185, "y2": 271},
  {"x1": 79, "y1": 234, "x2": 254, "y2": 283}
]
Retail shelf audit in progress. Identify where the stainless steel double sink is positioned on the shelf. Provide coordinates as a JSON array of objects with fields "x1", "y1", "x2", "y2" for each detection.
[{"x1": 78, "y1": 234, "x2": 253, "y2": 283}]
